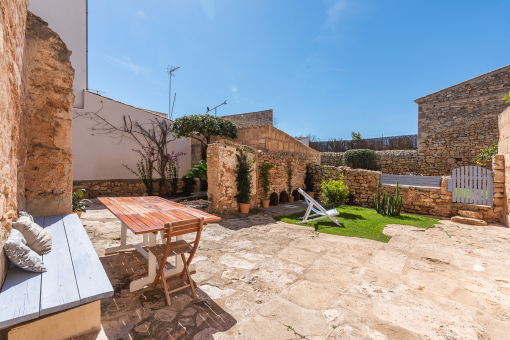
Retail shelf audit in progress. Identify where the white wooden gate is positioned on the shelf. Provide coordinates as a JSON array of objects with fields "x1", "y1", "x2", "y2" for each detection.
[{"x1": 452, "y1": 166, "x2": 494, "y2": 206}]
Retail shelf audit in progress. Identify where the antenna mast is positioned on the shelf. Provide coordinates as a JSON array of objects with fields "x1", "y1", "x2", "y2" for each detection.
[
  {"x1": 167, "y1": 65, "x2": 180, "y2": 120},
  {"x1": 206, "y1": 100, "x2": 227, "y2": 116}
]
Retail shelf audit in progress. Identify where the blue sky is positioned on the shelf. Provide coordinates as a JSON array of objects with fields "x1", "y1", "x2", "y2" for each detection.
[{"x1": 88, "y1": 0, "x2": 510, "y2": 140}]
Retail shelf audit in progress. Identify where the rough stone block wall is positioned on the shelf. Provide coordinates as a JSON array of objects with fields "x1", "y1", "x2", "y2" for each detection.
[
  {"x1": 0, "y1": 0, "x2": 29, "y2": 290},
  {"x1": 321, "y1": 150, "x2": 422, "y2": 174},
  {"x1": 415, "y1": 65, "x2": 510, "y2": 175},
  {"x1": 222, "y1": 109, "x2": 273, "y2": 128},
  {"x1": 73, "y1": 179, "x2": 189, "y2": 198},
  {"x1": 498, "y1": 107, "x2": 510, "y2": 225},
  {"x1": 207, "y1": 142, "x2": 258, "y2": 213},
  {"x1": 256, "y1": 150, "x2": 320, "y2": 204},
  {"x1": 24, "y1": 13, "x2": 75, "y2": 216}
]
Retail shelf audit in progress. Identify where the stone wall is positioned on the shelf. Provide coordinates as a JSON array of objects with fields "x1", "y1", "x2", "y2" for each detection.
[
  {"x1": 0, "y1": 0, "x2": 29, "y2": 291},
  {"x1": 315, "y1": 155, "x2": 504, "y2": 222},
  {"x1": 73, "y1": 179, "x2": 192, "y2": 198},
  {"x1": 24, "y1": 13, "x2": 74, "y2": 216},
  {"x1": 207, "y1": 140, "x2": 320, "y2": 213},
  {"x1": 415, "y1": 65, "x2": 510, "y2": 175},
  {"x1": 498, "y1": 107, "x2": 510, "y2": 226},
  {"x1": 321, "y1": 150, "x2": 422, "y2": 174},
  {"x1": 222, "y1": 109, "x2": 273, "y2": 128}
]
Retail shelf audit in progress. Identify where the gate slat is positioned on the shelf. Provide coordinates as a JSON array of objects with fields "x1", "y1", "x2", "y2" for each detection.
[
  {"x1": 488, "y1": 170, "x2": 494, "y2": 207},
  {"x1": 452, "y1": 168, "x2": 457, "y2": 203},
  {"x1": 477, "y1": 166, "x2": 482, "y2": 204},
  {"x1": 461, "y1": 166, "x2": 465, "y2": 204},
  {"x1": 471, "y1": 166, "x2": 475, "y2": 204}
]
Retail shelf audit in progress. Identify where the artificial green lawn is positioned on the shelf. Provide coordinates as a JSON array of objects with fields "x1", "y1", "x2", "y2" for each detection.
[{"x1": 275, "y1": 205, "x2": 440, "y2": 243}]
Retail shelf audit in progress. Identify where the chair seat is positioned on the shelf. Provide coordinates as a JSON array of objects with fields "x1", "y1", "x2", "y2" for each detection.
[{"x1": 148, "y1": 240, "x2": 193, "y2": 259}]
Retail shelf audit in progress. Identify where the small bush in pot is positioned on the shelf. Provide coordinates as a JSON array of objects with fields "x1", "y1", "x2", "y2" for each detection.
[
  {"x1": 234, "y1": 147, "x2": 254, "y2": 213},
  {"x1": 343, "y1": 149, "x2": 376, "y2": 170},
  {"x1": 304, "y1": 164, "x2": 315, "y2": 197},
  {"x1": 260, "y1": 163, "x2": 274, "y2": 208},
  {"x1": 72, "y1": 189, "x2": 91, "y2": 217}
]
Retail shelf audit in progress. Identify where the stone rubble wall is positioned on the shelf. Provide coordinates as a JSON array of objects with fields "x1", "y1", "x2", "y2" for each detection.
[
  {"x1": 498, "y1": 106, "x2": 510, "y2": 226},
  {"x1": 221, "y1": 109, "x2": 273, "y2": 128},
  {"x1": 24, "y1": 12, "x2": 74, "y2": 216},
  {"x1": 0, "y1": 0, "x2": 30, "y2": 290},
  {"x1": 73, "y1": 179, "x2": 191, "y2": 198},
  {"x1": 207, "y1": 140, "x2": 320, "y2": 213},
  {"x1": 415, "y1": 65, "x2": 510, "y2": 175},
  {"x1": 315, "y1": 154, "x2": 504, "y2": 222}
]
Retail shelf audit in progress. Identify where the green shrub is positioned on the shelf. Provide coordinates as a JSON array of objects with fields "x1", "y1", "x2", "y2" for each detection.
[
  {"x1": 343, "y1": 149, "x2": 376, "y2": 170},
  {"x1": 260, "y1": 163, "x2": 274, "y2": 199},
  {"x1": 473, "y1": 140, "x2": 498, "y2": 167},
  {"x1": 304, "y1": 164, "x2": 315, "y2": 192},
  {"x1": 181, "y1": 175, "x2": 196, "y2": 195},
  {"x1": 234, "y1": 148, "x2": 254, "y2": 204},
  {"x1": 319, "y1": 177, "x2": 349, "y2": 205}
]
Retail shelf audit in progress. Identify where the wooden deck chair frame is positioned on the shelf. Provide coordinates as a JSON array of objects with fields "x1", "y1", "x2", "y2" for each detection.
[
  {"x1": 297, "y1": 188, "x2": 342, "y2": 227},
  {"x1": 151, "y1": 217, "x2": 204, "y2": 306}
]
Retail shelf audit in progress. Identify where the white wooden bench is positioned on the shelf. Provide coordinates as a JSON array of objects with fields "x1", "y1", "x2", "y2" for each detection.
[{"x1": 0, "y1": 214, "x2": 113, "y2": 340}]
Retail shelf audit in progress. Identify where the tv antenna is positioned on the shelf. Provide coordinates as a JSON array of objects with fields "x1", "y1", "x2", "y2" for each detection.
[
  {"x1": 167, "y1": 65, "x2": 180, "y2": 120},
  {"x1": 206, "y1": 100, "x2": 227, "y2": 116}
]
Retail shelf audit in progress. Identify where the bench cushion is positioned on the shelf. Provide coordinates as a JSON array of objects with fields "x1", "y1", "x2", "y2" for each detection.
[
  {"x1": 0, "y1": 214, "x2": 113, "y2": 329},
  {"x1": 4, "y1": 229, "x2": 47, "y2": 273},
  {"x1": 12, "y1": 216, "x2": 53, "y2": 255}
]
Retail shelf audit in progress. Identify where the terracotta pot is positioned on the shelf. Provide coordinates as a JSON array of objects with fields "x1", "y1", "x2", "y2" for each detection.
[
  {"x1": 306, "y1": 191, "x2": 315, "y2": 199},
  {"x1": 73, "y1": 211, "x2": 83, "y2": 218},
  {"x1": 261, "y1": 199, "x2": 270, "y2": 208},
  {"x1": 288, "y1": 196, "x2": 295, "y2": 203},
  {"x1": 239, "y1": 203, "x2": 250, "y2": 214}
]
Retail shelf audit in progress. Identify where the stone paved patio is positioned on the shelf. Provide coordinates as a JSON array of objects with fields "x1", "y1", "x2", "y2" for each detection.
[{"x1": 77, "y1": 199, "x2": 510, "y2": 340}]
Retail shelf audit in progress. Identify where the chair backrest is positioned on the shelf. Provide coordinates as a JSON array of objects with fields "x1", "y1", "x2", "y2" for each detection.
[
  {"x1": 298, "y1": 188, "x2": 327, "y2": 215},
  {"x1": 163, "y1": 217, "x2": 204, "y2": 251}
]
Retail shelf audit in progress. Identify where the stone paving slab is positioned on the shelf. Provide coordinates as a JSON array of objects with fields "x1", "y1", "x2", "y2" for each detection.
[{"x1": 75, "y1": 199, "x2": 510, "y2": 340}]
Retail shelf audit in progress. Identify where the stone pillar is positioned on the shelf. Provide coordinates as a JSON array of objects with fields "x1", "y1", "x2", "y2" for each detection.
[
  {"x1": 498, "y1": 107, "x2": 510, "y2": 226},
  {"x1": 23, "y1": 13, "x2": 75, "y2": 217}
]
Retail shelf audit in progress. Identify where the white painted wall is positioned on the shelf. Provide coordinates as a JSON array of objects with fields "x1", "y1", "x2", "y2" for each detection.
[
  {"x1": 297, "y1": 137, "x2": 310, "y2": 146},
  {"x1": 30, "y1": 0, "x2": 87, "y2": 108},
  {"x1": 73, "y1": 92, "x2": 191, "y2": 181}
]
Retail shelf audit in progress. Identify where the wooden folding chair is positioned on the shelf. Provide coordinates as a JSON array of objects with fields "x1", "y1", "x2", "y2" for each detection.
[{"x1": 149, "y1": 217, "x2": 204, "y2": 306}]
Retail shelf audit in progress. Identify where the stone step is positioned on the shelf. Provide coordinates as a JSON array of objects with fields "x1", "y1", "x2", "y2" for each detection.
[
  {"x1": 458, "y1": 210, "x2": 483, "y2": 219},
  {"x1": 451, "y1": 216, "x2": 487, "y2": 226}
]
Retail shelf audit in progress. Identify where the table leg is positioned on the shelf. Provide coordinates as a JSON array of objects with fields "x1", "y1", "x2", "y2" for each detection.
[{"x1": 105, "y1": 222, "x2": 136, "y2": 254}]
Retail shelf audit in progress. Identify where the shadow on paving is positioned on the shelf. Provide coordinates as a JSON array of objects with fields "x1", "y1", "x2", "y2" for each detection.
[{"x1": 97, "y1": 250, "x2": 236, "y2": 340}]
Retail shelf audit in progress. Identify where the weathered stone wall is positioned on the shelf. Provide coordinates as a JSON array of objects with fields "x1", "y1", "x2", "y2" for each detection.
[
  {"x1": 0, "y1": 0, "x2": 29, "y2": 290},
  {"x1": 222, "y1": 109, "x2": 273, "y2": 128},
  {"x1": 73, "y1": 179, "x2": 191, "y2": 198},
  {"x1": 321, "y1": 150, "x2": 422, "y2": 174},
  {"x1": 315, "y1": 156, "x2": 504, "y2": 222},
  {"x1": 415, "y1": 65, "x2": 510, "y2": 175},
  {"x1": 24, "y1": 13, "x2": 75, "y2": 216},
  {"x1": 498, "y1": 107, "x2": 510, "y2": 226},
  {"x1": 207, "y1": 142, "x2": 258, "y2": 213},
  {"x1": 207, "y1": 139, "x2": 320, "y2": 213}
]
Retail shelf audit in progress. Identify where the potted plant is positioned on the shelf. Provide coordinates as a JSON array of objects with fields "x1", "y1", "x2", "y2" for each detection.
[
  {"x1": 234, "y1": 147, "x2": 254, "y2": 214},
  {"x1": 72, "y1": 188, "x2": 91, "y2": 217},
  {"x1": 260, "y1": 163, "x2": 274, "y2": 208},
  {"x1": 304, "y1": 164, "x2": 315, "y2": 198},
  {"x1": 287, "y1": 167, "x2": 294, "y2": 202}
]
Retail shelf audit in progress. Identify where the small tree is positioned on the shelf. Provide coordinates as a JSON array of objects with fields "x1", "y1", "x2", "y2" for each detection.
[
  {"x1": 171, "y1": 114, "x2": 238, "y2": 160},
  {"x1": 287, "y1": 167, "x2": 293, "y2": 194},
  {"x1": 124, "y1": 145, "x2": 156, "y2": 195},
  {"x1": 503, "y1": 91, "x2": 510, "y2": 103},
  {"x1": 165, "y1": 151, "x2": 185, "y2": 194},
  {"x1": 185, "y1": 160, "x2": 208, "y2": 191},
  {"x1": 234, "y1": 148, "x2": 254, "y2": 204},
  {"x1": 304, "y1": 164, "x2": 315, "y2": 192},
  {"x1": 260, "y1": 163, "x2": 274, "y2": 199},
  {"x1": 351, "y1": 131, "x2": 363, "y2": 140}
]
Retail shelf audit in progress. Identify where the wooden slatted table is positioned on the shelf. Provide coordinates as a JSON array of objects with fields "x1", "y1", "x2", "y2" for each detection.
[{"x1": 98, "y1": 196, "x2": 221, "y2": 292}]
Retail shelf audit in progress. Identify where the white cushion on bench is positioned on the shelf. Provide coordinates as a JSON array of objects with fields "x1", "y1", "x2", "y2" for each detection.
[
  {"x1": 12, "y1": 216, "x2": 53, "y2": 255},
  {"x1": 4, "y1": 229, "x2": 47, "y2": 273}
]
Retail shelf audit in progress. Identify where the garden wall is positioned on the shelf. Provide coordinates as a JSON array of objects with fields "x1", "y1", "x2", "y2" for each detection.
[
  {"x1": 73, "y1": 179, "x2": 192, "y2": 198},
  {"x1": 316, "y1": 154, "x2": 505, "y2": 222},
  {"x1": 321, "y1": 150, "x2": 422, "y2": 174},
  {"x1": 207, "y1": 140, "x2": 320, "y2": 213}
]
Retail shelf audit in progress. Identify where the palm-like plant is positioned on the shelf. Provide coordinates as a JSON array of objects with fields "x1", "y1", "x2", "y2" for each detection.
[
  {"x1": 185, "y1": 160, "x2": 207, "y2": 190},
  {"x1": 72, "y1": 189, "x2": 92, "y2": 213}
]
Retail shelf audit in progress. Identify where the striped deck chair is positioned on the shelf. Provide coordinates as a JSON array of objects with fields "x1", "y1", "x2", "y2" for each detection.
[{"x1": 297, "y1": 188, "x2": 342, "y2": 227}]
